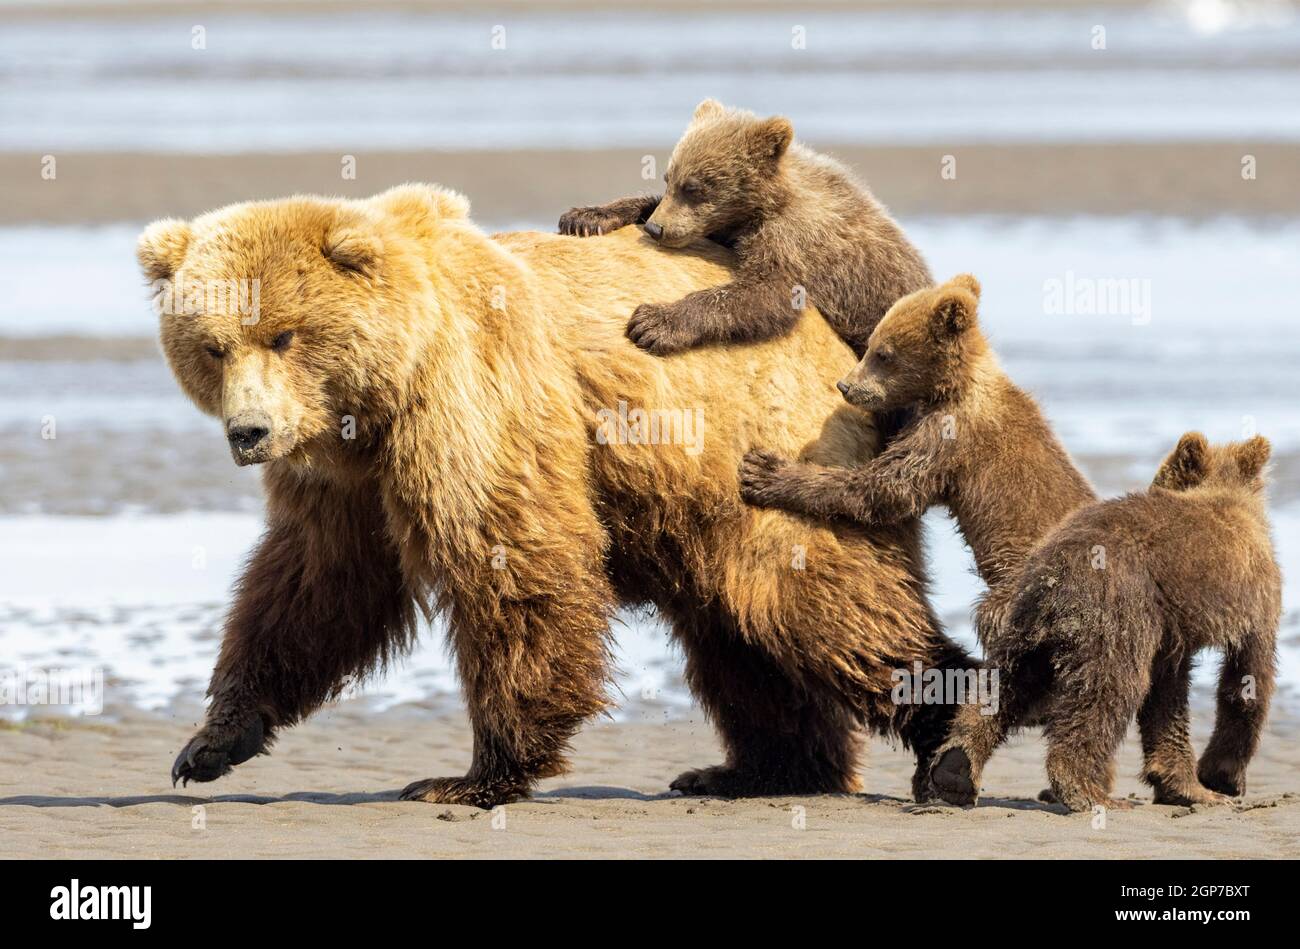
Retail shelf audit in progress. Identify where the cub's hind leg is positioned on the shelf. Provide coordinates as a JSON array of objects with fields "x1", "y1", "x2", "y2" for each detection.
[
  {"x1": 1138, "y1": 648, "x2": 1228, "y2": 806},
  {"x1": 1198, "y1": 630, "x2": 1276, "y2": 797}
]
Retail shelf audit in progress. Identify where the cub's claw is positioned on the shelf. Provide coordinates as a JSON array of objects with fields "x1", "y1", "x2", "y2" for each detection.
[
  {"x1": 171, "y1": 714, "x2": 266, "y2": 787},
  {"x1": 625, "y1": 303, "x2": 696, "y2": 355},
  {"x1": 559, "y1": 206, "x2": 622, "y2": 238},
  {"x1": 738, "y1": 449, "x2": 793, "y2": 507}
]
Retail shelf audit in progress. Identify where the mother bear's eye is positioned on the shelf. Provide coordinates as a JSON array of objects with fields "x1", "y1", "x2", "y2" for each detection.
[
  {"x1": 271, "y1": 330, "x2": 295, "y2": 352},
  {"x1": 205, "y1": 345, "x2": 225, "y2": 360}
]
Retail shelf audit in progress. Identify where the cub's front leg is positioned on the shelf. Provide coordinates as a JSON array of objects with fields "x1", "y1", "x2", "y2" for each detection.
[
  {"x1": 626, "y1": 279, "x2": 797, "y2": 356},
  {"x1": 558, "y1": 194, "x2": 661, "y2": 237},
  {"x1": 738, "y1": 450, "x2": 866, "y2": 521},
  {"x1": 741, "y1": 416, "x2": 948, "y2": 525}
]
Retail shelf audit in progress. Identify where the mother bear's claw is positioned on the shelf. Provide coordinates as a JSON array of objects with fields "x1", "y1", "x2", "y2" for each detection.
[
  {"x1": 400, "y1": 776, "x2": 525, "y2": 810},
  {"x1": 170, "y1": 715, "x2": 265, "y2": 787}
]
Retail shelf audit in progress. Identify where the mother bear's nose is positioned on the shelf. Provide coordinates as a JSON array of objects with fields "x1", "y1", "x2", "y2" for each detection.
[
  {"x1": 228, "y1": 424, "x2": 269, "y2": 452},
  {"x1": 643, "y1": 220, "x2": 664, "y2": 241}
]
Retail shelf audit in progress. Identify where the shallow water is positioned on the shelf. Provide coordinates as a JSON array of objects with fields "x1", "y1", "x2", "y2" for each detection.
[{"x1": 2, "y1": 4, "x2": 1299, "y2": 150}]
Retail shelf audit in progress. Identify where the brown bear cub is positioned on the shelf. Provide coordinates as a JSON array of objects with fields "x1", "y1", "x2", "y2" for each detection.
[
  {"x1": 558, "y1": 99, "x2": 931, "y2": 357},
  {"x1": 739, "y1": 274, "x2": 1097, "y2": 645},
  {"x1": 928, "y1": 433, "x2": 1281, "y2": 812}
]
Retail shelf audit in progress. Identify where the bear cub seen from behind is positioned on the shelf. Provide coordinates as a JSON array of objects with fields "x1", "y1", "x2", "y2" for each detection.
[
  {"x1": 928, "y1": 433, "x2": 1281, "y2": 813},
  {"x1": 559, "y1": 99, "x2": 932, "y2": 358},
  {"x1": 739, "y1": 274, "x2": 1097, "y2": 647}
]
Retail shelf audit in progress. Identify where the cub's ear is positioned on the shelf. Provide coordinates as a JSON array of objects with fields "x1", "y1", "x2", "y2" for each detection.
[
  {"x1": 949, "y1": 273, "x2": 981, "y2": 300},
  {"x1": 929, "y1": 287, "x2": 977, "y2": 341},
  {"x1": 692, "y1": 98, "x2": 726, "y2": 122},
  {"x1": 137, "y1": 218, "x2": 192, "y2": 284},
  {"x1": 373, "y1": 183, "x2": 471, "y2": 226},
  {"x1": 752, "y1": 116, "x2": 794, "y2": 161},
  {"x1": 323, "y1": 227, "x2": 383, "y2": 278},
  {"x1": 1153, "y1": 431, "x2": 1209, "y2": 490},
  {"x1": 1234, "y1": 435, "x2": 1271, "y2": 482}
]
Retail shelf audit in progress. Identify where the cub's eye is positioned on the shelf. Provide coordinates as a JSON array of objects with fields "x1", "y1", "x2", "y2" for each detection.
[
  {"x1": 874, "y1": 350, "x2": 893, "y2": 365},
  {"x1": 680, "y1": 179, "x2": 705, "y2": 200},
  {"x1": 271, "y1": 330, "x2": 295, "y2": 352},
  {"x1": 205, "y1": 346, "x2": 225, "y2": 360}
]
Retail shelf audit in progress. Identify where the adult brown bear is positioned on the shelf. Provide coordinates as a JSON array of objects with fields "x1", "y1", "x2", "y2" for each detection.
[{"x1": 139, "y1": 184, "x2": 970, "y2": 808}]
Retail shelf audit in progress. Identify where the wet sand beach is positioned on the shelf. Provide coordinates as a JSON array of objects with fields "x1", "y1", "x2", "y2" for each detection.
[{"x1": 2, "y1": 706, "x2": 1297, "y2": 859}]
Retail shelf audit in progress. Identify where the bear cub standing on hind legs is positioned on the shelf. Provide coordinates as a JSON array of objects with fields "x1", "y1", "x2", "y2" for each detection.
[
  {"x1": 738, "y1": 273, "x2": 1097, "y2": 647},
  {"x1": 559, "y1": 99, "x2": 932, "y2": 358},
  {"x1": 928, "y1": 432, "x2": 1281, "y2": 812}
]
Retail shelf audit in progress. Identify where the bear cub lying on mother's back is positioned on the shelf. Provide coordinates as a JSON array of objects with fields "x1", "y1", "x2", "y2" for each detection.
[{"x1": 560, "y1": 99, "x2": 932, "y2": 358}]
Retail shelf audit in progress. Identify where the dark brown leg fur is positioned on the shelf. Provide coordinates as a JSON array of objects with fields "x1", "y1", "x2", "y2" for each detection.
[
  {"x1": 874, "y1": 635, "x2": 981, "y2": 802},
  {"x1": 666, "y1": 599, "x2": 862, "y2": 797},
  {"x1": 558, "y1": 194, "x2": 661, "y2": 237},
  {"x1": 173, "y1": 471, "x2": 417, "y2": 787},
  {"x1": 1139, "y1": 649, "x2": 1228, "y2": 805},
  {"x1": 1198, "y1": 632, "x2": 1276, "y2": 797},
  {"x1": 929, "y1": 645, "x2": 1053, "y2": 806},
  {"x1": 1044, "y1": 643, "x2": 1151, "y2": 813}
]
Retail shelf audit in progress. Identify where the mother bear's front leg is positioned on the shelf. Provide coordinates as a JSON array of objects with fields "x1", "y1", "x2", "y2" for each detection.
[{"x1": 172, "y1": 467, "x2": 417, "y2": 787}]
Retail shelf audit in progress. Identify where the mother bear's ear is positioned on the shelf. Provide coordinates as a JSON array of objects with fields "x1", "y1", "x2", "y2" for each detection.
[
  {"x1": 372, "y1": 183, "x2": 471, "y2": 227},
  {"x1": 137, "y1": 218, "x2": 192, "y2": 284}
]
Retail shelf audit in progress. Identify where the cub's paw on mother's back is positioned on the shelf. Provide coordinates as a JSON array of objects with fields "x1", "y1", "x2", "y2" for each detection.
[
  {"x1": 625, "y1": 301, "x2": 702, "y2": 356},
  {"x1": 171, "y1": 714, "x2": 267, "y2": 787},
  {"x1": 558, "y1": 205, "x2": 630, "y2": 238},
  {"x1": 738, "y1": 449, "x2": 794, "y2": 508}
]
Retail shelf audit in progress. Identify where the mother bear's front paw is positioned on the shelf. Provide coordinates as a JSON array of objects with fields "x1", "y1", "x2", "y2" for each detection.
[
  {"x1": 399, "y1": 776, "x2": 526, "y2": 810},
  {"x1": 171, "y1": 714, "x2": 267, "y2": 787}
]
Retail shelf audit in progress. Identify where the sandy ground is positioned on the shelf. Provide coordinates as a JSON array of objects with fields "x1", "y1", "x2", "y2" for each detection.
[
  {"x1": 0, "y1": 705, "x2": 1295, "y2": 858},
  {"x1": 5, "y1": 142, "x2": 1298, "y2": 227}
]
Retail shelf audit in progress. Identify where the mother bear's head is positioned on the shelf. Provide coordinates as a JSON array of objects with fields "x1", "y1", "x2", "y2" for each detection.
[{"x1": 137, "y1": 184, "x2": 470, "y2": 466}]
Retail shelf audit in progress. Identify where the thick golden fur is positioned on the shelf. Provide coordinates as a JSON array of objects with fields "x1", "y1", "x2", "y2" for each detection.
[
  {"x1": 739, "y1": 274, "x2": 1096, "y2": 647},
  {"x1": 559, "y1": 99, "x2": 932, "y2": 358},
  {"x1": 930, "y1": 434, "x2": 1281, "y2": 812},
  {"x1": 142, "y1": 184, "x2": 972, "y2": 807}
]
